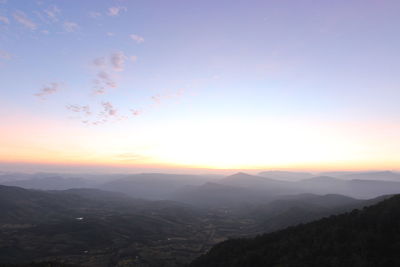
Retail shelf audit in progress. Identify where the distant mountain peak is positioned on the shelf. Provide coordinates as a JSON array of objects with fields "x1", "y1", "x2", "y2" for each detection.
[
  {"x1": 302, "y1": 176, "x2": 342, "y2": 182},
  {"x1": 223, "y1": 172, "x2": 269, "y2": 181},
  {"x1": 232, "y1": 172, "x2": 251, "y2": 176}
]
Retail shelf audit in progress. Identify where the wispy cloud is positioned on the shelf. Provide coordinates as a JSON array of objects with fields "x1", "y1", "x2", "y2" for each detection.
[
  {"x1": 43, "y1": 5, "x2": 60, "y2": 22},
  {"x1": 91, "y1": 52, "x2": 133, "y2": 94},
  {"x1": 0, "y1": 50, "x2": 12, "y2": 60},
  {"x1": 0, "y1": 15, "x2": 9, "y2": 24},
  {"x1": 130, "y1": 109, "x2": 142, "y2": 116},
  {"x1": 89, "y1": 11, "x2": 102, "y2": 19},
  {"x1": 107, "y1": 6, "x2": 127, "y2": 16},
  {"x1": 130, "y1": 55, "x2": 138, "y2": 62},
  {"x1": 66, "y1": 101, "x2": 124, "y2": 126},
  {"x1": 93, "y1": 71, "x2": 117, "y2": 95},
  {"x1": 130, "y1": 34, "x2": 144, "y2": 44},
  {"x1": 13, "y1": 11, "x2": 37, "y2": 30},
  {"x1": 34, "y1": 82, "x2": 60, "y2": 99},
  {"x1": 93, "y1": 57, "x2": 106, "y2": 67},
  {"x1": 151, "y1": 88, "x2": 185, "y2": 105},
  {"x1": 66, "y1": 104, "x2": 92, "y2": 116},
  {"x1": 115, "y1": 152, "x2": 149, "y2": 162},
  {"x1": 110, "y1": 51, "x2": 126, "y2": 72},
  {"x1": 63, "y1": 21, "x2": 79, "y2": 32},
  {"x1": 101, "y1": 101, "x2": 118, "y2": 116}
]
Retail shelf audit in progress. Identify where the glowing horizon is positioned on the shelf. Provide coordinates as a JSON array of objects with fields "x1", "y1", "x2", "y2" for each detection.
[{"x1": 1, "y1": 0, "x2": 399, "y2": 173}]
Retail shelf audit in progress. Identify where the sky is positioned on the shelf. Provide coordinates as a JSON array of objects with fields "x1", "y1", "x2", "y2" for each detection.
[{"x1": 0, "y1": 0, "x2": 399, "y2": 173}]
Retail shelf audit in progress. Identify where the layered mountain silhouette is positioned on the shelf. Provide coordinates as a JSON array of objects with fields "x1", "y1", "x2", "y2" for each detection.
[
  {"x1": 258, "y1": 170, "x2": 314, "y2": 181},
  {"x1": 0, "y1": 182, "x2": 388, "y2": 266},
  {"x1": 99, "y1": 173, "x2": 211, "y2": 200}
]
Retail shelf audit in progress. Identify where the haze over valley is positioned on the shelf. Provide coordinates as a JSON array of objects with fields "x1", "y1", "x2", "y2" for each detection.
[
  {"x1": 0, "y1": 170, "x2": 400, "y2": 266},
  {"x1": 1, "y1": 0, "x2": 400, "y2": 266}
]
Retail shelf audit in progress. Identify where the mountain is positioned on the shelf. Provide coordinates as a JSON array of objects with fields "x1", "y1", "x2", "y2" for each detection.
[
  {"x1": 100, "y1": 173, "x2": 212, "y2": 200},
  {"x1": 190, "y1": 194, "x2": 400, "y2": 267},
  {"x1": 249, "y1": 194, "x2": 387, "y2": 233},
  {"x1": 297, "y1": 176, "x2": 347, "y2": 194},
  {"x1": 218, "y1": 172, "x2": 297, "y2": 195},
  {"x1": 297, "y1": 176, "x2": 400, "y2": 198},
  {"x1": 339, "y1": 171, "x2": 400, "y2": 181},
  {"x1": 319, "y1": 171, "x2": 357, "y2": 177},
  {"x1": 258, "y1": 171, "x2": 314, "y2": 181},
  {"x1": 2, "y1": 176, "x2": 93, "y2": 190},
  {"x1": 1, "y1": 184, "x2": 393, "y2": 266},
  {"x1": 318, "y1": 171, "x2": 400, "y2": 181},
  {"x1": 172, "y1": 182, "x2": 272, "y2": 208},
  {"x1": 0, "y1": 172, "x2": 33, "y2": 183},
  {"x1": 347, "y1": 179, "x2": 400, "y2": 198},
  {"x1": 182, "y1": 172, "x2": 400, "y2": 202},
  {"x1": 0, "y1": 185, "x2": 88, "y2": 224},
  {"x1": 0, "y1": 185, "x2": 212, "y2": 266}
]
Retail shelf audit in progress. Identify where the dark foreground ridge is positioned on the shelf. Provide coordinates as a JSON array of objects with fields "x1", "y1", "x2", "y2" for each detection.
[
  {"x1": 0, "y1": 262, "x2": 78, "y2": 267},
  {"x1": 190, "y1": 194, "x2": 400, "y2": 267}
]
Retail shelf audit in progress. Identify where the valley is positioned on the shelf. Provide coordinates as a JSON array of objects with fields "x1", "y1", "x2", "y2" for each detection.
[{"x1": 1, "y1": 171, "x2": 399, "y2": 266}]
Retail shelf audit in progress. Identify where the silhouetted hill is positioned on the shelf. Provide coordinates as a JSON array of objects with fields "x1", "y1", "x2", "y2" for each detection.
[
  {"x1": 190, "y1": 195, "x2": 400, "y2": 267},
  {"x1": 218, "y1": 172, "x2": 297, "y2": 195},
  {"x1": 172, "y1": 182, "x2": 272, "y2": 208},
  {"x1": 0, "y1": 185, "x2": 87, "y2": 224},
  {"x1": 1, "y1": 262, "x2": 79, "y2": 267},
  {"x1": 2, "y1": 176, "x2": 93, "y2": 190},
  {"x1": 100, "y1": 173, "x2": 211, "y2": 199},
  {"x1": 258, "y1": 171, "x2": 314, "y2": 181},
  {"x1": 339, "y1": 171, "x2": 400, "y2": 181},
  {"x1": 250, "y1": 194, "x2": 388, "y2": 232},
  {"x1": 298, "y1": 176, "x2": 400, "y2": 198}
]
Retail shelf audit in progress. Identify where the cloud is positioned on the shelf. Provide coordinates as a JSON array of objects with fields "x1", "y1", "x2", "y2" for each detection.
[
  {"x1": 66, "y1": 104, "x2": 91, "y2": 116},
  {"x1": 92, "y1": 51, "x2": 136, "y2": 95},
  {"x1": 93, "y1": 57, "x2": 106, "y2": 67},
  {"x1": 110, "y1": 51, "x2": 126, "y2": 72},
  {"x1": 0, "y1": 15, "x2": 9, "y2": 24},
  {"x1": 89, "y1": 11, "x2": 102, "y2": 18},
  {"x1": 130, "y1": 109, "x2": 142, "y2": 116},
  {"x1": 151, "y1": 94, "x2": 161, "y2": 104},
  {"x1": 101, "y1": 101, "x2": 118, "y2": 116},
  {"x1": 130, "y1": 55, "x2": 137, "y2": 62},
  {"x1": 44, "y1": 5, "x2": 60, "y2": 22},
  {"x1": 107, "y1": 6, "x2": 127, "y2": 16},
  {"x1": 0, "y1": 50, "x2": 11, "y2": 60},
  {"x1": 93, "y1": 71, "x2": 117, "y2": 95},
  {"x1": 63, "y1": 21, "x2": 79, "y2": 32},
  {"x1": 13, "y1": 11, "x2": 37, "y2": 30},
  {"x1": 130, "y1": 34, "x2": 144, "y2": 44},
  {"x1": 97, "y1": 71, "x2": 116, "y2": 87},
  {"x1": 115, "y1": 152, "x2": 148, "y2": 162},
  {"x1": 151, "y1": 88, "x2": 185, "y2": 105},
  {"x1": 91, "y1": 52, "x2": 132, "y2": 94},
  {"x1": 66, "y1": 101, "x2": 123, "y2": 125},
  {"x1": 34, "y1": 82, "x2": 60, "y2": 99}
]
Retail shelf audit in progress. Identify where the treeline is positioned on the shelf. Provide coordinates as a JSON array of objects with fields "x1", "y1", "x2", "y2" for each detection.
[{"x1": 190, "y1": 195, "x2": 400, "y2": 267}]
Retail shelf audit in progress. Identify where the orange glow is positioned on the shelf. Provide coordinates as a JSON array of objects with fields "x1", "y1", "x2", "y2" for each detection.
[{"x1": 1, "y1": 114, "x2": 399, "y2": 173}]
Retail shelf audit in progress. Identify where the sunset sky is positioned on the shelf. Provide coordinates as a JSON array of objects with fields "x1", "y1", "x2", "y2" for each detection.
[{"x1": 1, "y1": 0, "x2": 399, "y2": 173}]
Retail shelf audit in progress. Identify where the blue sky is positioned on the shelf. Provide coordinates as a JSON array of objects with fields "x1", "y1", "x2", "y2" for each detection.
[{"x1": 0, "y1": 0, "x2": 399, "y2": 172}]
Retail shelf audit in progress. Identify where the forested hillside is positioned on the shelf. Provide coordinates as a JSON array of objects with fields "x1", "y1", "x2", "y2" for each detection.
[{"x1": 190, "y1": 195, "x2": 400, "y2": 267}]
